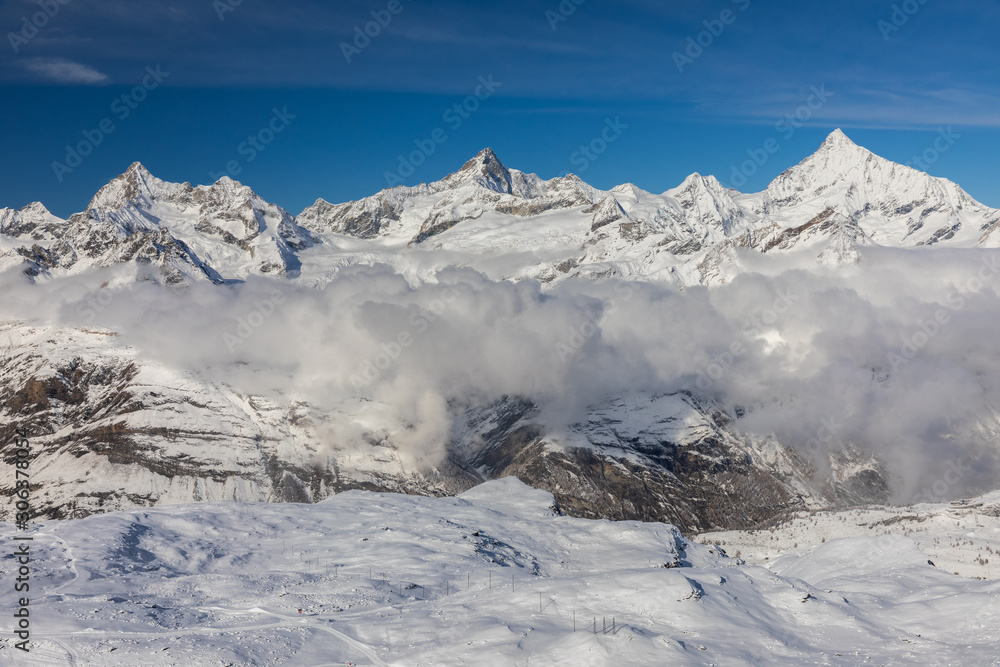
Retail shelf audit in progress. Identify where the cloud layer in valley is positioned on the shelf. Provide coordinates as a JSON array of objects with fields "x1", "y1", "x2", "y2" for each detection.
[{"x1": 3, "y1": 246, "x2": 1000, "y2": 501}]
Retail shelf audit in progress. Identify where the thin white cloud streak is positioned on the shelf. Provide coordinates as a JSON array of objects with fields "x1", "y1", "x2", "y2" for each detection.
[
  {"x1": 2, "y1": 247, "x2": 1000, "y2": 502},
  {"x1": 21, "y1": 57, "x2": 109, "y2": 84},
  {"x1": 695, "y1": 81, "x2": 1000, "y2": 130}
]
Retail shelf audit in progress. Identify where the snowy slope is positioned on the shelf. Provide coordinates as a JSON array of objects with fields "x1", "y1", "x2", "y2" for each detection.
[
  {"x1": 702, "y1": 491, "x2": 1000, "y2": 581},
  {"x1": 3, "y1": 478, "x2": 998, "y2": 666}
]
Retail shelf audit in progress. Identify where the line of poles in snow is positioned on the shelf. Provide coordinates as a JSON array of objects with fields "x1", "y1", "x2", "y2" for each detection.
[{"x1": 231, "y1": 505, "x2": 626, "y2": 635}]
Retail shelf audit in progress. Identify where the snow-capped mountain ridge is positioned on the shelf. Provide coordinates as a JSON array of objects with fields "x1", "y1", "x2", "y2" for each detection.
[
  {"x1": 297, "y1": 146, "x2": 600, "y2": 245},
  {"x1": 5, "y1": 130, "x2": 999, "y2": 287},
  {"x1": 2, "y1": 161, "x2": 317, "y2": 282}
]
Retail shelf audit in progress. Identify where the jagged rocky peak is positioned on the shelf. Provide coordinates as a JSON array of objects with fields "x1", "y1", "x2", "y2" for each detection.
[
  {"x1": 439, "y1": 146, "x2": 550, "y2": 200},
  {"x1": 87, "y1": 162, "x2": 192, "y2": 212},
  {"x1": 666, "y1": 172, "x2": 750, "y2": 236},
  {"x1": 441, "y1": 147, "x2": 516, "y2": 195},
  {"x1": 87, "y1": 162, "x2": 156, "y2": 210},
  {"x1": 188, "y1": 176, "x2": 269, "y2": 239},
  {"x1": 296, "y1": 188, "x2": 412, "y2": 238},
  {"x1": 294, "y1": 198, "x2": 336, "y2": 227},
  {"x1": 0, "y1": 208, "x2": 16, "y2": 231},
  {"x1": 297, "y1": 149, "x2": 597, "y2": 240}
]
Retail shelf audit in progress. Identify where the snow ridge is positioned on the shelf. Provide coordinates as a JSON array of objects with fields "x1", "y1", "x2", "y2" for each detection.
[{"x1": 4, "y1": 130, "x2": 1000, "y2": 286}]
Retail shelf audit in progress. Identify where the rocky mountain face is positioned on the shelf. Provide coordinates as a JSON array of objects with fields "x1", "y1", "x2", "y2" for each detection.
[
  {"x1": 1, "y1": 319, "x2": 883, "y2": 531},
  {"x1": 0, "y1": 321, "x2": 474, "y2": 519},
  {"x1": 1, "y1": 130, "x2": 994, "y2": 529},
  {"x1": 453, "y1": 394, "x2": 839, "y2": 531}
]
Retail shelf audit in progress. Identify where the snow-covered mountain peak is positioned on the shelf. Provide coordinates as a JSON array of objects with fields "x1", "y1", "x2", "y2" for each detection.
[
  {"x1": 0, "y1": 201, "x2": 64, "y2": 239},
  {"x1": 87, "y1": 162, "x2": 192, "y2": 212},
  {"x1": 210, "y1": 174, "x2": 241, "y2": 188},
  {"x1": 18, "y1": 201, "x2": 54, "y2": 218},
  {"x1": 665, "y1": 172, "x2": 751, "y2": 236},
  {"x1": 89, "y1": 162, "x2": 155, "y2": 208},
  {"x1": 438, "y1": 146, "x2": 516, "y2": 194},
  {"x1": 750, "y1": 129, "x2": 1000, "y2": 249},
  {"x1": 6, "y1": 131, "x2": 1000, "y2": 287},
  {"x1": 789, "y1": 129, "x2": 871, "y2": 172},
  {"x1": 0, "y1": 160, "x2": 315, "y2": 283},
  {"x1": 672, "y1": 172, "x2": 728, "y2": 194},
  {"x1": 790, "y1": 129, "x2": 875, "y2": 177},
  {"x1": 477, "y1": 146, "x2": 500, "y2": 163},
  {"x1": 610, "y1": 182, "x2": 648, "y2": 200},
  {"x1": 821, "y1": 127, "x2": 857, "y2": 148},
  {"x1": 761, "y1": 130, "x2": 914, "y2": 215},
  {"x1": 197, "y1": 174, "x2": 263, "y2": 207}
]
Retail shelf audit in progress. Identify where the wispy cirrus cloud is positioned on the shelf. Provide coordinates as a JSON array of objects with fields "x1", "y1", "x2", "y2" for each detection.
[
  {"x1": 674, "y1": 68, "x2": 1000, "y2": 130},
  {"x1": 21, "y1": 57, "x2": 109, "y2": 85}
]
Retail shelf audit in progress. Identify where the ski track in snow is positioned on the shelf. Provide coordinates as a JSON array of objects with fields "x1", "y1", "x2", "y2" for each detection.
[{"x1": 202, "y1": 606, "x2": 389, "y2": 666}]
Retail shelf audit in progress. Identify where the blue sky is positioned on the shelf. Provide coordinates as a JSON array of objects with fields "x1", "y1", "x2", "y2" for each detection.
[{"x1": 1, "y1": 0, "x2": 998, "y2": 217}]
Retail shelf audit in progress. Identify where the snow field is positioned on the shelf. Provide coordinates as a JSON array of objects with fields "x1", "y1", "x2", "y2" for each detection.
[{"x1": 2, "y1": 479, "x2": 999, "y2": 665}]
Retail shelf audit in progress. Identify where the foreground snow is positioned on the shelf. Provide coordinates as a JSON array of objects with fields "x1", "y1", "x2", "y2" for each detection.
[{"x1": 3, "y1": 478, "x2": 999, "y2": 666}]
